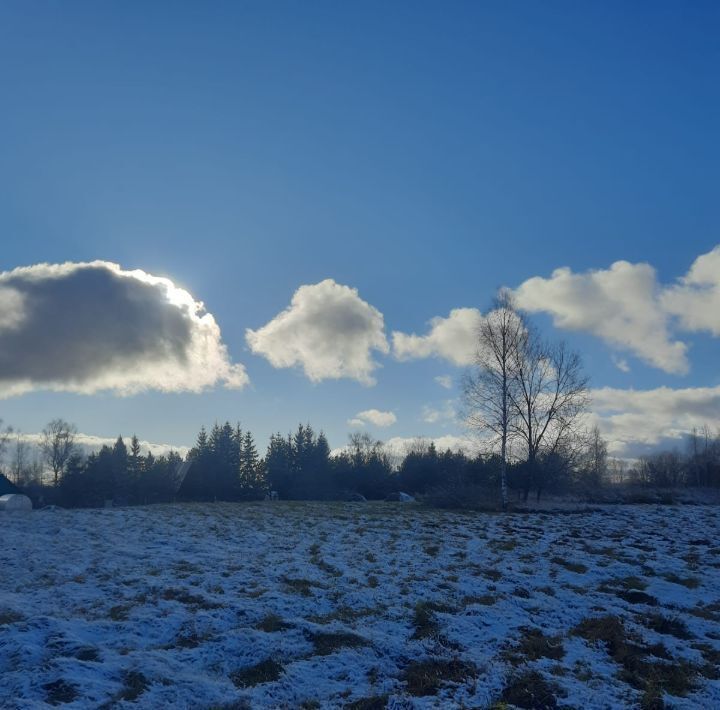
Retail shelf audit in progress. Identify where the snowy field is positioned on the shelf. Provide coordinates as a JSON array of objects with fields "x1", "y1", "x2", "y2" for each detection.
[{"x1": 2, "y1": 503, "x2": 720, "y2": 709}]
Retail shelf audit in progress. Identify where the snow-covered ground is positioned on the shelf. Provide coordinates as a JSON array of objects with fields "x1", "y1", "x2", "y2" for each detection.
[{"x1": 2, "y1": 502, "x2": 720, "y2": 708}]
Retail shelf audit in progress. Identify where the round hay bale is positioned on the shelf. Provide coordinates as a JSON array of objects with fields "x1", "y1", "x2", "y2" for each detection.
[{"x1": 0, "y1": 494, "x2": 33, "y2": 512}]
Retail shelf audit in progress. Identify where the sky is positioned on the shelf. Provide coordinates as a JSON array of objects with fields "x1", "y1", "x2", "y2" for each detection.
[{"x1": 0, "y1": 1, "x2": 719, "y2": 459}]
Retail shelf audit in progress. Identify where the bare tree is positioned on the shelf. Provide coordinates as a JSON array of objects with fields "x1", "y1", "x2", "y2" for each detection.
[
  {"x1": 607, "y1": 457, "x2": 627, "y2": 485},
  {"x1": 41, "y1": 419, "x2": 78, "y2": 486},
  {"x1": 509, "y1": 329, "x2": 590, "y2": 501},
  {"x1": 580, "y1": 425, "x2": 608, "y2": 488},
  {"x1": 10, "y1": 433, "x2": 31, "y2": 486},
  {"x1": 462, "y1": 292, "x2": 525, "y2": 509},
  {"x1": 0, "y1": 419, "x2": 12, "y2": 472}
]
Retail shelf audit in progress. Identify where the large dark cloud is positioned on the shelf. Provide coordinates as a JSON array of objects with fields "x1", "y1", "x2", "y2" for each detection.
[{"x1": 0, "y1": 261, "x2": 248, "y2": 397}]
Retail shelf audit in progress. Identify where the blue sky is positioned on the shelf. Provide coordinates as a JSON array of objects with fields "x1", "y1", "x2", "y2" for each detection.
[{"x1": 1, "y1": 1, "x2": 719, "y2": 457}]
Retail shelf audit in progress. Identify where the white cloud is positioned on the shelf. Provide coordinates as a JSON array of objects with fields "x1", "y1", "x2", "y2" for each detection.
[
  {"x1": 246, "y1": 279, "x2": 389, "y2": 385},
  {"x1": 662, "y1": 245, "x2": 720, "y2": 336},
  {"x1": 513, "y1": 260, "x2": 689, "y2": 374},
  {"x1": 589, "y1": 384, "x2": 720, "y2": 457},
  {"x1": 0, "y1": 261, "x2": 247, "y2": 398},
  {"x1": 611, "y1": 355, "x2": 631, "y2": 373},
  {"x1": 434, "y1": 375, "x2": 453, "y2": 389},
  {"x1": 421, "y1": 400, "x2": 457, "y2": 424},
  {"x1": 392, "y1": 308, "x2": 482, "y2": 366},
  {"x1": 4, "y1": 432, "x2": 190, "y2": 465},
  {"x1": 348, "y1": 409, "x2": 397, "y2": 428}
]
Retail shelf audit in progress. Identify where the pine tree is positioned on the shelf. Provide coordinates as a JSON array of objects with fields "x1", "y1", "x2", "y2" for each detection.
[
  {"x1": 111, "y1": 436, "x2": 128, "y2": 500},
  {"x1": 265, "y1": 433, "x2": 292, "y2": 499},
  {"x1": 240, "y1": 430, "x2": 261, "y2": 491}
]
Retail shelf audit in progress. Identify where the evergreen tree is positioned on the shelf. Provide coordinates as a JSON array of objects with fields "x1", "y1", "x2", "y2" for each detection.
[
  {"x1": 240, "y1": 430, "x2": 263, "y2": 493},
  {"x1": 129, "y1": 435, "x2": 142, "y2": 480},
  {"x1": 265, "y1": 433, "x2": 293, "y2": 499}
]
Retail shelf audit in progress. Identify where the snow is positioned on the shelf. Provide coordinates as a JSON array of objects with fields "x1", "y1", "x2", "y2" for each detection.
[
  {"x1": 0, "y1": 494, "x2": 32, "y2": 512},
  {"x1": 1, "y1": 502, "x2": 720, "y2": 708}
]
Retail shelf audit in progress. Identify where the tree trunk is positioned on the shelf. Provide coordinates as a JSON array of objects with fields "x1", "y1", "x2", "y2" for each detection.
[{"x1": 500, "y1": 433, "x2": 508, "y2": 511}]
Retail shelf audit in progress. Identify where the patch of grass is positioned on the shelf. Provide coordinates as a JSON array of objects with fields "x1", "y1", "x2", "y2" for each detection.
[
  {"x1": 108, "y1": 604, "x2": 131, "y2": 621},
  {"x1": 206, "y1": 702, "x2": 252, "y2": 710},
  {"x1": 308, "y1": 631, "x2": 369, "y2": 656},
  {"x1": 314, "y1": 557, "x2": 342, "y2": 576},
  {"x1": 43, "y1": 679, "x2": 78, "y2": 705},
  {"x1": 344, "y1": 696, "x2": 388, "y2": 709},
  {"x1": 231, "y1": 659, "x2": 284, "y2": 688},
  {"x1": 689, "y1": 600, "x2": 720, "y2": 621},
  {"x1": 514, "y1": 627, "x2": 565, "y2": 661},
  {"x1": 500, "y1": 670, "x2": 564, "y2": 709},
  {"x1": 173, "y1": 559, "x2": 202, "y2": 577},
  {"x1": 639, "y1": 613, "x2": 693, "y2": 639},
  {"x1": 411, "y1": 600, "x2": 455, "y2": 640},
  {"x1": 0, "y1": 609, "x2": 24, "y2": 625},
  {"x1": 639, "y1": 684, "x2": 664, "y2": 710},
  {"x1": 245, "y1": 587, "x2": 267, "y2": 598},
  {"x1": 573, "y1": 615, "x2": 637, "y2": 657},
  {"x1": 573, "y1": 614, "x2": 698, "y2": 698},
  {"x1": 463, "y1": 594, "x2": 497, "y2": 606},
  {"x1": 615, "y1": 589, "x2": 659, "y2": 606},
  {"x1": 605, "y1": 575, "x2": 649, "y2": 591},
  {"x1": 75, "y1": 647, "x2": 100, "y2": 662},
  {"x1": 423, "y1": 544, "x2": 440, "y2": 556},
  {"x1": 621, "y1": 658, "x2": 698, "y2": 697},
  {"x1": 282, "y1": 576, "x2": 322, "y2": 597},
  {"x1": 161, "y1": 587, "x2": 220, "y2": 609},
  {"x1": 482, "y1": 567, "x2": 503, "y2": 582},
  {"x1": 367, "y1": 575, "x2": 379, "y2": 588},
  {"x1": 172, "y1": 622, "x2": 212, "y2": 649},
  {"x1": 684, "y1": 551, "x2": 701, "y2": 570},
  {"x1": 693, "y1": 643, "x2": 720, "y2": 679},
  {"x1": 256, "y1": 613, "x2": 292, "y2": 633},
  {"x1": 402, "y1": 657, "x2": 476, "y2": 696},
  {"x1": 119, "y1": 671, "x2": 149, "y2": 702},
  {"x1": 550, "y1": 556, "x2": 588, "y2": 574},
  {"x1": 664, "y1": 573, "x2": 700, "y2": 589}
]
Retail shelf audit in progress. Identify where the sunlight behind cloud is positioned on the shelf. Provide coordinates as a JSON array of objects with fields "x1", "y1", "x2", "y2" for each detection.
[{"x1": 0, "y1": 261, "x2": 248, "y2": 398}]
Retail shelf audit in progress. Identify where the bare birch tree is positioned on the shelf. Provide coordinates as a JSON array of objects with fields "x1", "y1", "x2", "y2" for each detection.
[
  {"x1": 509, "y1": 333, "x2": 590, "y2": 500},
  {"x1": 462, "y1": 292, "x2": 524, "y2": 509}
]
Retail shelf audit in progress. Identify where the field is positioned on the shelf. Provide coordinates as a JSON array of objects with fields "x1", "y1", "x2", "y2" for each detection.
[{"x1": 2, "y1": 503, "x2": 720, "y2": 709}]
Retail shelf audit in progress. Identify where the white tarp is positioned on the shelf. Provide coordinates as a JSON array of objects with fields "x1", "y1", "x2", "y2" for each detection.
[{"x1": 0, "y1": 494, "x2": 32, "y2": 512}]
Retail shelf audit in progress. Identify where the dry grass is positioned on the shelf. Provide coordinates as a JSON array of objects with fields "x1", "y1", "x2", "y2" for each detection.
[
  {"x1": 256, "y1": 613, "x2": 293, "y2": 633},
  {"x1": 500, "y1": 669, "x2": 564, "y2": 709},
  {"x1": 550, "y1": 556, "x2": 588, "y2": 574},
  {"x1": 512, "y1": 627, "x2": 565, "y2": 662},
  {"x1": 307, "y1": 631, "x2": 369, "y2": 656},
  {"x1": 402, "y1": 657, "x2": 476, "y2": 696},
  {"x1": 573, "y1": 614, "x2": 698, "y2": 700},
  {"x1": 43, "y1": 679, "x2": 78, "y2": 705},
  {"x1": 0, "y1": 609, "x2": 24, "y2": 625},
  {"x1": 231, "y1": 659, "x2": 284, "y2": 688}
]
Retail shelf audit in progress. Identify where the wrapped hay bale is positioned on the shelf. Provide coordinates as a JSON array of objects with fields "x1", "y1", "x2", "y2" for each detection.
[{"x1": 0, "y1": 494, "x2": 33, "y2": 512}]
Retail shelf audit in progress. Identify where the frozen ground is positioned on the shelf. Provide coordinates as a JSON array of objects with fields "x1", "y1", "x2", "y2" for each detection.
[{"x1": 2, "y1": 502, "x2": 720, "y2": 709}]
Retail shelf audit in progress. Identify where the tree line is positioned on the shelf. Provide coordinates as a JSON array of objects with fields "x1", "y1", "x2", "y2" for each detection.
[
  {"x1": 2, "y1": 414, "x2": 720, "y2": 509},
  {"x1": 2, "y1": 293, "x2": 719, "y2": 508}
]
